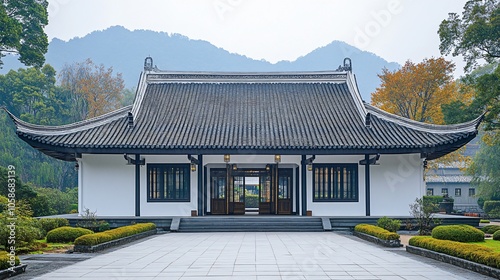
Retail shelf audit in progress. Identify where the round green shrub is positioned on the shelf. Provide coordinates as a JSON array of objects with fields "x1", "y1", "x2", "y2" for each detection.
[
  {"x1": 46, "y1": 226, "x2": 93, "y2": 243},
  {"x1": 493, "y1": 230, "x2": 500, "y2": 241},
  {"x1": 481, "y1": 225, "x2": 500, "y2": 234},
  {"x1": 431, "y1": 224, "x2": 484, "y2": 242},
  {"x1": 39, "y1": 218, "x2": 69, "y2": 234},
  {"x1": 376, "y1": 216, "x2": 401, "y2": 232}
]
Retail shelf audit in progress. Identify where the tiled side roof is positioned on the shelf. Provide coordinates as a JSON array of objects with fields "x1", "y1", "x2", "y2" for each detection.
[
  {"x1": 426, "y1": 175, "x2": 473, "y2": 183},
  {"x1": 7, "y1": 71, "x2": 480, "y2": 161}
]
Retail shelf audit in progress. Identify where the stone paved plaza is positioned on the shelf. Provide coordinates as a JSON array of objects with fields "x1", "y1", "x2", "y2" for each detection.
[{"x1": 34, "y1": 232, "x2": 492, "y2": 279}]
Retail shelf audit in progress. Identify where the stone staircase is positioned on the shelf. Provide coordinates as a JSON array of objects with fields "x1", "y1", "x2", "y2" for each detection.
[{"x1": 177, "y1": 216, "x2": 324, "y2": 232}]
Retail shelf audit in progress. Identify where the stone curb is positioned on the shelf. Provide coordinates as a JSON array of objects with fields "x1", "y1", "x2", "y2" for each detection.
[
  {"x1": 353, "y1": 231, "x2": 402, "y2": 247},
  {"x1": 0, "y1": 263, "x2": 28, "y2": 279},
  {"x1": 74, "y1": 229, "x2": 158, "y2": 253},
  {"x1": 406, "y1": 245, "x2": 500, "y2": 279}
]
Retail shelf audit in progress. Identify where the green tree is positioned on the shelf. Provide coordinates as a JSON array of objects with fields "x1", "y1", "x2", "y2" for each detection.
[
  {"x1": 0, "y1": 0, "x2": 49, "y2": 68},
  {"x1": 0, "y1": 65, "x2": 77, "y2": 189},
  {"x1": 467, "y1": 135, "x2": 500, "y2": 205},
  {"x1": 438, "y1": 0, "x2": 500, "y2": 72},
  {"x1": 439, "y1": 1, "x2": 500, "y2": 207}
]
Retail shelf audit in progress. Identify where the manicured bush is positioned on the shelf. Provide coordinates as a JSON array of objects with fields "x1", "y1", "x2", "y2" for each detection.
[
  {"x1": 39, "y1": 218, "x2": 69, "y2": 235},
  {"x1": 493, "y1": 231, "x2": 500, "y2": 241},
  {"x1": 376, "y1": 216, "x2": 401, "y2": 232},
  {"x1": 431, "y1": 225, "x2": 484, "y2": 242},
  {"x1": 481, "y1": 225, "x2": 500, "y2": 234},
  {"x1": 46, "y1": 226, "x2": 93, "y2": 243},
  {"x1": 74, "y1": 223, "x2": 156, "y2": 246},
  {"x1": 480, "y1": 219, "x2": 490, "y2": 223},
  {"x1": 354, "y1": 224, "x2": 400, "y2": 241},
  {"x1": 0, "y1": 251, "x2": 20, "y2": 270},
  {"x1": 409, "y1": 236, "x2": 500, "y2": 269},
  {"x1": 484, "y1": 201, "x2": 500, "y2": 214}
]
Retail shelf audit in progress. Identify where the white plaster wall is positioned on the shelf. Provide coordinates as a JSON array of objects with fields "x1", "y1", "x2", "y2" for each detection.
[
  {"x1": 307, "y1": 155, "x2": 366, "y2": 216},
  {"x1": 140, "y1": 155, "x2": 197, "y2": 216},
  {"x1": 78, "y1": 153, "x2": 423, "y2": 217},
  {"x1": 370, "y1": 154, "x2": 424, "y2": 216},
  {"x1": 80, "y1": 154, "x2": 135, "y2": 216}
]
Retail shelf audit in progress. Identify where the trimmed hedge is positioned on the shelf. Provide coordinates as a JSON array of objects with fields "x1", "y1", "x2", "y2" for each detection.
[
  {"x1": 431, "y1": 225, "x2": 484, "y2": 242},
  {"x1": 46, "y1": 227, "x2": 94, "y2": 243},
  {"x1": 0, "y1": 251, "x2": 20, "y2": 270},
  {"x1": 409, "y1": 236, "x2": 500, "y2": 269},
  {"x1": 484, "y1": 201, "x2": 500, "y2": 214},
  {"x1": 482, "y1": 225, "x2": 500, "y2": 234},
  {"x1": 354, "y1": 224, "x2": 400, "y2": 240},
  {"x1": 493, "y1": 231, "x2": 500, "y2": 241},
  {"x1": 480, "y1": 220, "x2": 491, "y2": 224},
  {"x1": 74, "y1": 223, "x2": 156, "y2": 246},
  {"x1": 39, "y1": 218, "x2": 69, "y2": 234}
]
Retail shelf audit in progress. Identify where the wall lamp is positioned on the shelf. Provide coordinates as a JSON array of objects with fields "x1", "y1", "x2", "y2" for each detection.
[
  {"x1": 274, "y1": 154, "x2": 281, "y2": 163},
  {"x1": 188, "y1": 155, "x2": 199, "y2": 172},
  {"x1": 232, "y1": 164, "x2": 238, "y2": 171},
  {"x1": 224, "y1": 154, "x2": 230, "y2": 163},
  {"x1": 265, "y1": 164, "x2": 270, "y2": 171}
]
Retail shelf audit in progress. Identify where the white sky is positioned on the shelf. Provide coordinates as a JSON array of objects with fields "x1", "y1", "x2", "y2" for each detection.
[{"x1": 45, "y1": 0, "x2": 468, "y2": 76}]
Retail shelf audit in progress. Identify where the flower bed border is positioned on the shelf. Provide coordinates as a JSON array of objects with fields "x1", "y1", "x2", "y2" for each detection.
[
  {"x1": 0, "y1": 264, "x2": 28, "y2": 279},
  {"x1": 353, "y1": 231, "x2": 402, "y2": 247},
  {"x1": 73, "y1": 229, "x2": 157, "y2": 253},
  {"x1": 406, "y1": 245, "x2": 500, "y2": 279}
]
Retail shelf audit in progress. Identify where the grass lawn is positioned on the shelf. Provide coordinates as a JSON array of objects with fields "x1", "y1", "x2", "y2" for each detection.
[{"x1": 469, "y1": 239, "x2": 500, "y2": 252}]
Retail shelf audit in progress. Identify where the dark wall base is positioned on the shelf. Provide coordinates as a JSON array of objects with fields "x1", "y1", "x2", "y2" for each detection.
[
  {"x1": 406, "y1": 245, "x2": 500, "y2": 279},
  {"x1": 74, "y1": 229, "x2": 157, "y2": 253},
  {"x1": 353, "y1": 231, "x2": 402, "y2": 247}
]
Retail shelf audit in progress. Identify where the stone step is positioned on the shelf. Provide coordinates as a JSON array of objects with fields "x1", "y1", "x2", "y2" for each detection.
[{"x1": 178, "y1": 217, "x2": 323, "y2": 232}]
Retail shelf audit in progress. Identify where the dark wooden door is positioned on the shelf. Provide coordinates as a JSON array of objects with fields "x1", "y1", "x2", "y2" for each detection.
[
  {"x1": 277, "y1": 169, "x2": 293, "y2": 215},
  {"x1": 211, "y1": 170, "x2": 227, "y2": 214}
]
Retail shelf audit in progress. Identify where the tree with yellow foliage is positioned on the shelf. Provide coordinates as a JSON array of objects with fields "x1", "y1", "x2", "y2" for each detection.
[
  {"x1": 371, "y1": 57, "x2": 465, "y2": 125},
  {"x1": 60, "y1": 59, "x2": 124, "y2": 120}
]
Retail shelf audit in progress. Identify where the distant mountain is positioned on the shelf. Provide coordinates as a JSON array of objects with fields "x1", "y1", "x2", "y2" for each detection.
[{"x1": 0, "y1": 26, "x2": 399, "y2": 101}]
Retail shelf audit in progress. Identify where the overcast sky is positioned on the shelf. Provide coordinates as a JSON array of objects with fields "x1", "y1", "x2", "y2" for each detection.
[{"x1": 45, "y1": 0, "x2": 468, "y2": 76}]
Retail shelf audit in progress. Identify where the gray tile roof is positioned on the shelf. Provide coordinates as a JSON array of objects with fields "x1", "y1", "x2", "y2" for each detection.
[
  {"x1": 426, "y1": 175, "x2": 473, "y2": 183},
  {"x1": 6, "y1": 69, "x2": 481, "y2": 161}
]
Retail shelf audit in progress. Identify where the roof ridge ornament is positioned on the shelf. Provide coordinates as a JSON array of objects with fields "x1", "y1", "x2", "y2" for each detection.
[
  {"x1": 336, "y1": 57, "x2": 352, "y2": 72},
  {"x1": 144, "y1": 56, "x2": 154, "y2": 71}
]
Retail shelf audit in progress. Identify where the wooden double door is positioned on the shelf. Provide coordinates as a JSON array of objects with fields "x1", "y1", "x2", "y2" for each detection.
[{"x1": 210, "y1": 167, "x2": 293, "y2": 215}]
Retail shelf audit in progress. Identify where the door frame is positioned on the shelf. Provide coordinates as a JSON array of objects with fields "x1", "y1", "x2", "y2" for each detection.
[{"x1": 209, "y1": 166, "x2": 294, "y2": 215}]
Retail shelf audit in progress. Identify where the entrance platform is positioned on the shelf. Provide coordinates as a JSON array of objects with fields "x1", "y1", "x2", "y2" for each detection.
[{"x1": 47, "y1": 213, "x2": 480, "y2": 232}]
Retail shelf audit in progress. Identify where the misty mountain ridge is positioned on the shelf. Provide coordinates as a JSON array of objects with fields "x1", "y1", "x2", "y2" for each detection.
[{"x1": 0, "y1": 25, "x2": 399, "y2": 101}]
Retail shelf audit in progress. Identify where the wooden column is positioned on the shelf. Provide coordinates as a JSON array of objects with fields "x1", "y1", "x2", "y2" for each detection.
[
  {"x1": 203, "y1": 166, "x2": 208, "y2": 216},
  {"x1": 135, "y1": 154, "x2": 141, "y2": 217},
  {"x1": 365, "y1": 154, "x2": 371, "y2": 216},
  {"x1": 197, "y1": 155, "x2": 203, "y2": 216},
  {"x1": 301, "y1": 155, "x2": 307, "y2": 216},
  {"x1": 295, "y1": 166, "x2": 300, "y2": 215}
]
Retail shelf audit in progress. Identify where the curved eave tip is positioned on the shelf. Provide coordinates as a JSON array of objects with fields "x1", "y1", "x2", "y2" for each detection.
[
  {"x1": 475, "y1": 112, "x2": 486, "y2": 130},
  {"x1": 1, "y1": 106, "x2": 18, "y2": 122}
]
